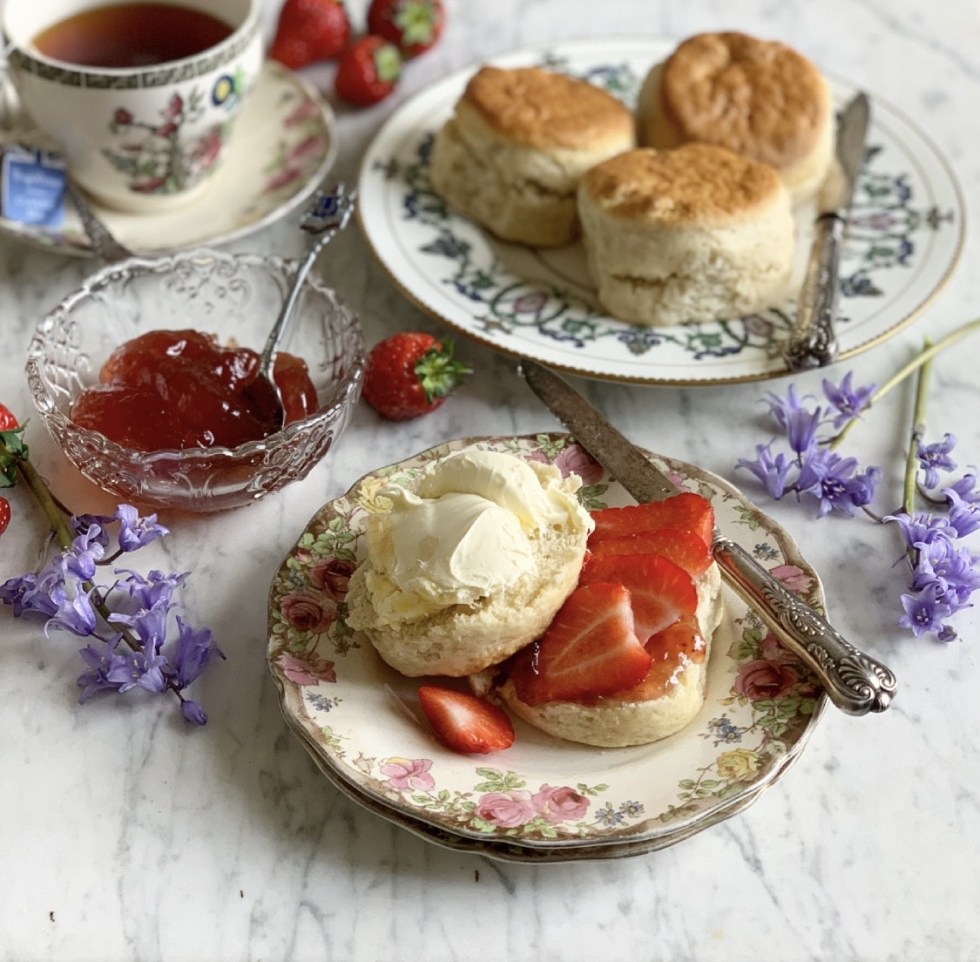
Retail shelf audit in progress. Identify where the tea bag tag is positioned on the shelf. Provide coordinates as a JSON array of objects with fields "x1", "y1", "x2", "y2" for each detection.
[{"x1": 0, "y1": 145, "x2": 66, "y2": 227}]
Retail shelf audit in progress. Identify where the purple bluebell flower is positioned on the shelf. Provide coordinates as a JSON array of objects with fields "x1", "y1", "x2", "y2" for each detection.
[
  {"x1": 945, "y1": 472, "x2": 980, "y2": 504},
  {"x1": 108, "y1": 604, "x2": 170, "y2": 652},
  {"x1": 916, "y1": 433, "x2": 957, "y2": 489},
  {"x1": 170, "y1": 617, "x2": 223, "y2": 688},
  {"x1": 180, "y1": 699, "x2": 208, "y2": 725},
  {"x1": 784, "y1": 407, "x2": 823, "y2": 456},
  {"x1": 77, "y1": 638, "x2": 126, "y2": 702},
  {"x1": 898, "y1": 586, "x2": 953, "y2": 638},
  {"x1": 114, "y1": 505, "x2": 169, "y2": 552},
  {"x1": 735, "y1": 443, "x2": 796, "y2": 499},
  {"x1": 764, "y1": 385, "x2": 822, "y2": 454},
  {"x1": 111, "y1": 569, "x2": 188, "y2": 613},
  {"x1": 763, "y1": 384, "x2": 812, "y2": 432},
  {"x1": 71, "y1": 514, "x2": 113, "y2": 548},
  {"x1": 0, "y1": 571, "x2": 61, "y2": 618},
  {"x1": 106, "y1": 648, "x2": 169, "y2": 693},
  {"x1": 797, "y1": 450, "x2": 882, "y2": 517},
  {"x1": 944, "y1": 489, "x2": 980, "y2": 538},
  {"x1": 59, "y1": 527, "x2": 106, "y2": 581},
  {"x1": 43, "y1": 583, "x2": 98, "y2": 637},
  {"x1": 821, "y1": 372, "x2": 876, "y2": 428},
  {"x1": 883, "y1": 511, "x2": 955, "y2": 548},
  {"x1": 912, "y1": 539, "x2": 980, "y2": 608}
]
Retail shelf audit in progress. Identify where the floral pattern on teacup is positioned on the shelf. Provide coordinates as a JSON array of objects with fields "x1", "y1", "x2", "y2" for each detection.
[{"x1": 103, "y1": 69, "x2": 247, "y2": 197}]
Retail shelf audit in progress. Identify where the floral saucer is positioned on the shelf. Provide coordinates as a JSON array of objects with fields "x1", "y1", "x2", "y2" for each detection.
[
  {"x1": 357, "y1": 38, "x2": 964, "y2": 385},
  {"x1": 267, "y1": 435, "x2": 828, "y2": 861},
  {"x1": 0, "y1": 61, "x2": 336, "y2": 256}
]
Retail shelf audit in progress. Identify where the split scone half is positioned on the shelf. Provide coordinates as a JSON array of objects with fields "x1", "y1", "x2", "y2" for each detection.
[{"x1": 345, "y1": 450, "x2": 594, "y2": 677}]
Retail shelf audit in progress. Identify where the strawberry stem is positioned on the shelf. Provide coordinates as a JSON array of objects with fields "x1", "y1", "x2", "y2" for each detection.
[{"x1": 414, "y1": 339, "x2": 472, "y2": 403}]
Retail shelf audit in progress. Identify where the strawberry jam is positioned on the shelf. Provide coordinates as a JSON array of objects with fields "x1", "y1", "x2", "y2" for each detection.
[{"x1": 70, "y1": 329, "x2": 318, "y2": 451}]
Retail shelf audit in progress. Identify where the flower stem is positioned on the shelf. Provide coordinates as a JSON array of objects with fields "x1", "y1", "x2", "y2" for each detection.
[
  {"x1": 16, "y1": 458, "x2": 74, "y2": 549},
  {"x1": 904, "y1": 339, "x2": 933, "y2": 514},
  {"x1": 832, "y1": 316, "x2": 980, "y2": 449}
]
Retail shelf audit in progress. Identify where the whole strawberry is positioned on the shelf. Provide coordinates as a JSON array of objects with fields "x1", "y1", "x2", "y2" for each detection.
[
  {"x1": 0, "y1": 402, "x2": 17, "y2": 431},
  {"x1": 0, "y1": 404, "x2": 17, "y2": 537},
  {"x1": 269, "y1": 0, "x2": 351, "y2": 70},
  {"x1": 362, "y1": 332, "x2": 470, "y2": 420},
  {"x1": 367, "y1": 0, "x2": 444, "y2": 58},
  {"x1": 334, "y1": 35, "x2": 402, "y2": 107}
]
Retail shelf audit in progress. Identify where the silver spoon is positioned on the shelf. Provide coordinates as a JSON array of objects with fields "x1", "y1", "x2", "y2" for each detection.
[
  {"x1": 65, "y1": 180, "x2": 135, "y2": 262},
  {"x1": 245, "y1": 182, "x2": 358, "y2": 431}
]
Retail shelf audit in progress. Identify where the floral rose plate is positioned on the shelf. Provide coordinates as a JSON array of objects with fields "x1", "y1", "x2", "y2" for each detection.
[
  {"x1": 0, "y1": 61, "x2": 336, "y2": 256},
  {"x1": 356, "y1": 38, "x2": 964, "y2": 385},
  {"x1": 267, "y1": 435, "x2": 829, "y2": 862}
]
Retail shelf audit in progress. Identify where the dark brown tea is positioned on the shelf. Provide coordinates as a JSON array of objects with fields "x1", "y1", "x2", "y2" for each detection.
[{"x1": 32, "y1": 2, "x2": 234, "y2": 68}]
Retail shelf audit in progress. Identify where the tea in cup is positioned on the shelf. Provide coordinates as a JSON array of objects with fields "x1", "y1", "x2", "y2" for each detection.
[{"x1": 1, "y1": 0, "x2": 263, "y2": 213}]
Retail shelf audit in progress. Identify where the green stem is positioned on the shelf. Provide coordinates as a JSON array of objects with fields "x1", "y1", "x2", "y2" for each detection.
[
  {"x1": 831, "y1": 316, "x2": 980, "y2": 449},
  {"x1": 16, "y1": 458, "x2": 74, "y2": 549},
  {"x1": 904, "y1": 339, "x2": 933, "y2": 514}
]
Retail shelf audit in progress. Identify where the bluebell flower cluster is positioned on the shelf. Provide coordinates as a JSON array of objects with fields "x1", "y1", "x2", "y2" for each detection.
[
  {"x1": 736, "y1": 371, "x2": 980, "y2": 642},
  {"x1": 883, "y1": 447, "x2": 980, "y2": 642},
  {"x1": 735, "y1": 373, "x2": 882, "y2": 517},
  {"x1": 1, "y1": 506, "x2": 222, "y2": 723}
]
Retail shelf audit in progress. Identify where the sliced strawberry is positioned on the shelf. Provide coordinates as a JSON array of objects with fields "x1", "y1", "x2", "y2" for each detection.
[
  {"x1": 589, "y1": 492, "x2": 715, "y2": 547},
  {"x1": 585, "y1": 527, "x2": 713, "y2": 577},
  {"x1": 418, "y1": 685, "x2": 515, "y2": 754},
  {"x1": 578, "y1": 553, "x2": 697, "y2": 642},
  {"x1": 511, "y1": 582, "x2": 652, "y2": 706},
  {"x1": 611, "y1": 616, "x2": 706, "y2": 702}
]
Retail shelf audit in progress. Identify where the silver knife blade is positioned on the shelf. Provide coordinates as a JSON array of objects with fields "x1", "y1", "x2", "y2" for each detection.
[
  {"x1": 520, "y1": 357, "x2": 897, "y2": 716},
  {"x1": 783, "y1": 92, "x2": 870, "y2": 371},
  {"x1": 826, "y1": 91, "x2": 870, "y2": 212}
]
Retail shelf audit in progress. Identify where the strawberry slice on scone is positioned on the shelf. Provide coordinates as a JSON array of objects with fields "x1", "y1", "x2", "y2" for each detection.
[
  {"x1": 589, "y1": 492, "x2": 715, "y2": 547},
  {"x1": 510, "y1": 582, "x2": 652, "y2": 706},
  {"x1": 578, "y1": 553, "x2": 698, "y2": 643},
  {"x1": 585, "y1": 526, "x2": 713, "y2": 577}
]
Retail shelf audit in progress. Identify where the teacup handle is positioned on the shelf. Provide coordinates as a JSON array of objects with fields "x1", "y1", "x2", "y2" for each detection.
[{"x1": 0, "y1": 46, "x2": 25, "y2": 130}]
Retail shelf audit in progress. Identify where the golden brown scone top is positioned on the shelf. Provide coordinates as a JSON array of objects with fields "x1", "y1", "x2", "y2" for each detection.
[
  {"x1": 658, "y1": 32, "x2": 830, "y2": 168},
  {"x1": 581, "y1": 144, "x2": 784, "y2": 224},
  {"x1": 460, "y1": 65, "x2": 634, "y2": 151}
]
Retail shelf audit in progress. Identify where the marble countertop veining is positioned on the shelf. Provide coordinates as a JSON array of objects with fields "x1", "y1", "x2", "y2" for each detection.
[{"x1": 2, "y1": 1, "x2": 979, "y2": 960}]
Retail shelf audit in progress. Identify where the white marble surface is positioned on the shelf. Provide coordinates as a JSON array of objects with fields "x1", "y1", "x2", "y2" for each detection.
[{"x1": 2, "y1": 1, "x2": 979, "y2": 959}]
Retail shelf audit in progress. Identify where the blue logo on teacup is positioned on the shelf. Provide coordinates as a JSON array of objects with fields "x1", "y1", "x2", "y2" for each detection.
[{"x1": 211, "y1": 72, "x2": 241, "y2": 109}]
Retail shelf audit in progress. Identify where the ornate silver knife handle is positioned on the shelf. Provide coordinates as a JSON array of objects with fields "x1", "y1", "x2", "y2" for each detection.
[
  {"x1": 783, "y1": 214, "x2": 845, "y2": 372},
  {"x1": 713, "y1": 533, "x2": 896, "y2": 714}
]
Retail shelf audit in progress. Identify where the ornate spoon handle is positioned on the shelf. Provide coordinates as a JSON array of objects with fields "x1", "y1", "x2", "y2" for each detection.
[{"x1": 712, "y1": 534, "x2": 897, "y2": 714}]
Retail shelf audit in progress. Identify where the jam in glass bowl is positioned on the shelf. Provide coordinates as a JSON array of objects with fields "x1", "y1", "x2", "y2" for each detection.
[{"x1": 25, "y1": 248, "x2": 365, "y2": 512}]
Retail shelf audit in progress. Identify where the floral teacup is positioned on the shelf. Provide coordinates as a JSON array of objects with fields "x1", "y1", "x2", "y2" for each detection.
[{"x1": 1, "y1": 0, "x2": 262, "y2": 213}]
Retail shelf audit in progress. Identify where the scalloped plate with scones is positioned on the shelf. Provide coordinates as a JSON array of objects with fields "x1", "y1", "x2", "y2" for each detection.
[
  {"x1": 357, "y1": 37, "x2": 964, "y2": 385},
  {"x1": 267, "y1": 434, "x2": 828, "y2": 862}
]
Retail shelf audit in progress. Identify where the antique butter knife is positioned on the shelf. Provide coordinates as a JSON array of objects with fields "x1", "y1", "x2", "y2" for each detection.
[
  {"x1": 783, "y1": 92, "x2": 870, "y2": 371},
  {"x1": 520, "y1": 358, "x2": 897, "y2": 716}
]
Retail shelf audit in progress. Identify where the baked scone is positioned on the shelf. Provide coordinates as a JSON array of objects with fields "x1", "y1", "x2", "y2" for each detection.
[
  {"x1": 489, "y1": 566, "x2": 724, "y2": 748},
  {"x1": 637, "y1": 31, "x2": 834, "y2": 207},
  {"x1": 429, "y1": 65, "x2": 635, "y2": 247},
  {"x1": 345, "y1": 449, "x2": 593, "y2": 677},
  {"x1": 577, "y1": 143, "x2": 795, "y2": 327}
]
